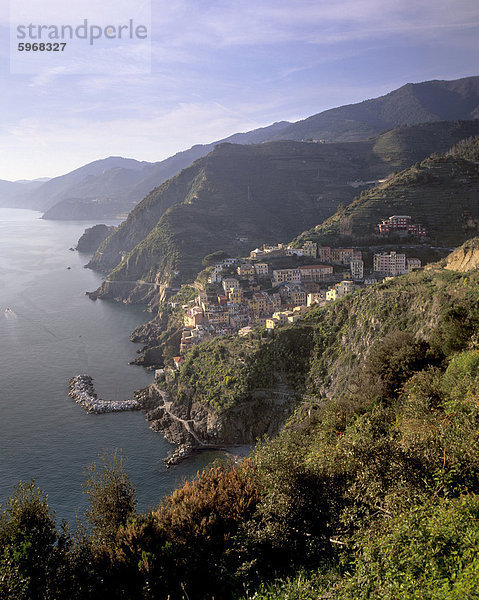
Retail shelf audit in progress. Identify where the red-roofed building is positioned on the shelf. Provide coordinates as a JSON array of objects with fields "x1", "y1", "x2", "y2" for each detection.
[
  {"x1": 378, "y1": 215, "x2": 427, "y2": 237},
  {"x1": 172, "y1": 356, "x2": 185, "y2": 370}
]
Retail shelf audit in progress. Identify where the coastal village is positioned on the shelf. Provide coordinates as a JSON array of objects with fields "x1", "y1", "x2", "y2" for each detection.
[{"x1": 170, "y1": 215, "x2": 426, "y2": 365}]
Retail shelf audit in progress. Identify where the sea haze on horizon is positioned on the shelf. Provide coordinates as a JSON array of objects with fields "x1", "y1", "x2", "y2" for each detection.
[{"x1": 0, "y1": 208, "x2": 222, "y2": 522}]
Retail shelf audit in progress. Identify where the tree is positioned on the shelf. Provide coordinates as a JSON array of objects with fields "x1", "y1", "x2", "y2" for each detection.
[
  {"x1": 83, "y1": 449, "x2": 137, "y2": 546},
  {"x1": 357, "y1": 331, "x2": 439, "y2": 402},
  {"x1": 0, "y1": 481, "x2": 62, "y2": 600},
  {"x1": 202, "y1": 250, "x2": 229, "y2": 266}
]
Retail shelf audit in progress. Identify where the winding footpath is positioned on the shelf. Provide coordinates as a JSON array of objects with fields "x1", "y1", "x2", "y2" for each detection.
[{"x1": 150, "y1": 383, "x2": 205, "y2": 446}]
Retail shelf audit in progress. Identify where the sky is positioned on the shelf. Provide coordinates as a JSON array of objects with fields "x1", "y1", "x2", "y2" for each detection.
[{"x1": 0, "y1": 0, "x2": 478, "y2": 181}]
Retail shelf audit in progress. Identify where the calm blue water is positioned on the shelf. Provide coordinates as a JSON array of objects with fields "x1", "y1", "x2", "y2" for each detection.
[{"x1": 0, "y1": 208, "x2": 223, "y2": 523}]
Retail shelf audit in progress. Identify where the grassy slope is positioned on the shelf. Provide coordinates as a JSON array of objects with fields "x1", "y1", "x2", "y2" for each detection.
[
  {"x1": 168, "y1": 264, "x2": 479, "y2": 413},
  {"x1": 297, "y1": 132, "x2": 479, "y2": 247}
]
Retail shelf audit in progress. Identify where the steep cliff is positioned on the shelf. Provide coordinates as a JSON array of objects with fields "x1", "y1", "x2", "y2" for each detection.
[
  {"x1": 76, "y1": 224, "x2": 116, "y2": 253},
  {"x1": 442, "y1": 237, "x2": 479, "y2": 272},
  {"x1": 296, "y1": 130, "x2": 479, "y2": 247},
  {"x1": 150, "y1": 261, "x2": 479, "y2": 447},
  {"x1": 145, "y1": 383, "x2": 294, "y2": 446},
  {"x1": 87, "y1": 122, "x2": 479, "y2": 307}
]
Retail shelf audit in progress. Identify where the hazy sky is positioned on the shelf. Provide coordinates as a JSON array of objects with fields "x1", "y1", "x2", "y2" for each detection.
[{"x1": 0, "y1": 0, "x2": 478, "y2": 180}]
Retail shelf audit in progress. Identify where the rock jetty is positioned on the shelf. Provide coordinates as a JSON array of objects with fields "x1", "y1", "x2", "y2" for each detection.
[
  {"x1": 68, "y1": 375, "x2": 140, "y2": 414},
  {"x1": 164, "y1": 443, "x2": 195, "y2": 468}
]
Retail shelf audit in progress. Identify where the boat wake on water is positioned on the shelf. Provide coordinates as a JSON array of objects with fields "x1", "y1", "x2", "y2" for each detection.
[{"x1": 2, "y1": 307, "x2": 58, "y2": 338}]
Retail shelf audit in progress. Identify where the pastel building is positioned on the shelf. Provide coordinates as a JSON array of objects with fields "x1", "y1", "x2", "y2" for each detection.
[{"x1": 373, "y1": 251, "x2": 407, "y2": 276}]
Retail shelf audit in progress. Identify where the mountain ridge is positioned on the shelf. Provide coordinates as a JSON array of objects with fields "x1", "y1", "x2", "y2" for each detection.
[
  {"x1": 295, "y1": 130, "x2": 479, "y2": 247},
  {"x1": 271, "y1": 75, "x2": 479, "y2": 142},
  {"x1": 87, "y1": 120, "x2": 479, "y2": 309},
  {"x1": 4, "y1": 75, "x2": 479, "y2": 219}
]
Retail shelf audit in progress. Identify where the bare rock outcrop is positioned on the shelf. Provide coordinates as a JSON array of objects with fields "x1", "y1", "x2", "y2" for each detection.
[
  {"x1": 443, "y1": 237, "x2": 479, "y2": 272},
  {"x1": 144, "y1": 384, "x2": 295, "y2": 448}
]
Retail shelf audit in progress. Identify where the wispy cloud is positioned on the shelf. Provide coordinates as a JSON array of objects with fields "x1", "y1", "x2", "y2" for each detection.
[
  {"x1": 152, "y1": 0, "x2": 479, "y2": 49},
  {"x1": 0, "y1": 0, "x2": 477, "y2": 180},
  {"x1": 0, "y1": 100, "x2": 272, "y2": 179}
]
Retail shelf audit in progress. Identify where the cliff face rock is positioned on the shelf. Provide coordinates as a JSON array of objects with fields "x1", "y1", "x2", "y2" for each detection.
[
  {"x1": 195, "y1": 394, "x2": 293, "y2": 445},
  {"x1": 146, "y1": 384, "x2": 295, "y2": 447},
  {"x1": 88, "y1": 278, "x2": 168, "y2": 306},
  {"x1": 130, "y1": 318, "x2": 164, "y2": 344},
  {"x1": 77, "y1": 224, "x2": 116, "y2": 253},
  {"x1": 443, "y1": 238, "x2": 479, "y2": 272},
  {"x1": 131, "y1": 345, "x2": 165, "y2": 368}
]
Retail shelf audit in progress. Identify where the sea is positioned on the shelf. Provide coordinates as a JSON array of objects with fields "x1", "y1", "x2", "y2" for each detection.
[{"x1": 0, "y1": 208, "x2": 225, "y2": 523}]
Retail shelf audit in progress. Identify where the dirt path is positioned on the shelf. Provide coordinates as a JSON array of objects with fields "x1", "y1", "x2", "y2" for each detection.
[{"x1": 151, "y1": 383, "x2": 205, "y2": 446}]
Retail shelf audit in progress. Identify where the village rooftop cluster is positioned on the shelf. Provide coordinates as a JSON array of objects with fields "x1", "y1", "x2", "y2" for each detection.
[{"x1": 170, "y1": 216, "x2": 423, "y2": 364}]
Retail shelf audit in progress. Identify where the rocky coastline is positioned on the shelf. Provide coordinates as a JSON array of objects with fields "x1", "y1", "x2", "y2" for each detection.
[
  {"x1": 76, "y1": 224, "x2": 116, "y2": 254},
  {"x1": 132, "y1": 381, "x2": 296, "y2": 465}
]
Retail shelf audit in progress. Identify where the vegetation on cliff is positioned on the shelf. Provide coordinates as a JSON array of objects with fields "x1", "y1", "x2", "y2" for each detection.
[
  {"x1": 88, "y1": 121, "x2": 479, "y2": 307},
  {"x1": 296, "y1": 133, "x2": 479, "y2": 247},
  {"x1": 3, "y1": 260, "x2": 479, "y2": 598},
  {"x1": 3, "y1": 247, "x2": 479, "y2": 599},
  {"x1": 166, "y1": 265, "x2": 479, "y2": 413}
]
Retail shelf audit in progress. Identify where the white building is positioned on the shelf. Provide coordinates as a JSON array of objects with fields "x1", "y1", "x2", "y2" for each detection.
[
  {"x1": 208, "y1": 264, "x2": 224, "y2": 283},
  {"x1": 272, "y1": 268, "x2": 301, "y2": 284},
  {"x1": 286, "y1": 248, "x2": 304, "y2": 256},
  {"x1": 307, "y1": 292, "x2": 325, "y2": 306},
  {"x1": 407, "y1": 258, "x2": 422, "y2": 272},
  {"x1": 222, "y1": 277, "x2": 240, "y2": 293},
  {"x1": 302, "y1": 241, "x2": 318, "y2": 258},
  {"x1": 350, "y1": 259, "x2": 364, "y2": 280}
]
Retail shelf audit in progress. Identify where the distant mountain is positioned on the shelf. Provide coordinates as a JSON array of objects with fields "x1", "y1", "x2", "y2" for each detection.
[
  {"x1": 86, "y1": 120, "x2": 479, "y2": 307},
  {"x1": 0, "y1": 179, "x2": 23, "y2": 205},
  {"x1": 13, "y1": 156, "x2": 152, "y2": 213},
  {"x1": 8, "y1": 76, "x2": 479, "y2": 220},
  {"x1": 296, "y1": 132, "x2": 479, "y2": 247},
  {"x1": 0, "y1": 178, "x2": 45, "y2": 207},
  {"x1": 40, "y1": 164, "x2": 155, "y2": 219},
  {"x1": 270, "y1": 75, "x2": 479, "y2": 143},
  {"x1": 14, "y1": 177, "x2": 50, "y2": 183},
  {"x1": 12, "y1": 122, "x2": 291, "y2": 219}
]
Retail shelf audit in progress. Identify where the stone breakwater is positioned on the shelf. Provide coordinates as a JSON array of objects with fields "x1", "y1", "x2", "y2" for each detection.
[{"x1": 68, "y1": 375, "x2": 140, "y2": 414}]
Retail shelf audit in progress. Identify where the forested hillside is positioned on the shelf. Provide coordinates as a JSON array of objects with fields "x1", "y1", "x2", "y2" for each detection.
[
  {"x1": 87, "y1": 121, "x2": 479, "y2": 308},
  {"x1": 2, "y1": 247, "x2": 479, "y2": 599}
]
